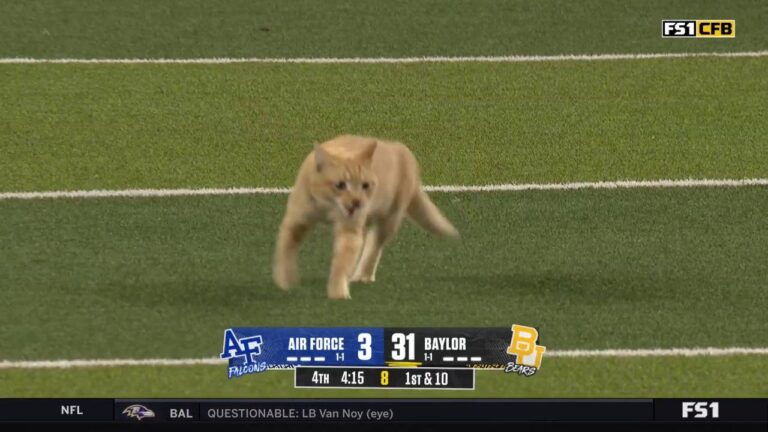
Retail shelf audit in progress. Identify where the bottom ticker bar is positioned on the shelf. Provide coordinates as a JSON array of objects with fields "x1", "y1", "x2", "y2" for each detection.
[{"x1": 0, "y1": 399, "x2": 766, "y2": 425}]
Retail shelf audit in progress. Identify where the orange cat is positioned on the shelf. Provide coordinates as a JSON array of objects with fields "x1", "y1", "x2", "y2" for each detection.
[{"x1": 272, "y1": 135, "x2": 459, "y2": 299}]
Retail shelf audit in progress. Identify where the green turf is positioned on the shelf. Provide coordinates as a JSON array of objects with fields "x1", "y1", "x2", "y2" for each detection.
[
  {"x1": 2, "y1": 58, "x2": 767, "y2": 192},
  {"x1": 0, "y1": 0, "x2": 764, "y2": 58},
  {"x1": 2, "y1": 356, "x2": 767, "y2": 397},
  {"x1": 1, "y1": 188, "x2": 766, "y2": 362},
  {"x1": 2, "y1": 0, "x2": 767, "y2": 401}
]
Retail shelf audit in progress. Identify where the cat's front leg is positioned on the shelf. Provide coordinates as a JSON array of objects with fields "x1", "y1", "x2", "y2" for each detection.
[
  {"x1": 327, "y1": 223, "x2": 364, "y2": 299},
  {"x1": 273, "y1": 217, "x2": 310, "y2": 290}
]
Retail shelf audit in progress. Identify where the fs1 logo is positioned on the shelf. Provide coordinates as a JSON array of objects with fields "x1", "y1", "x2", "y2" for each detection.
[
  {"x1": 505, "y1": 324, "x2": 546, "y2": 376},
  {"x1": 682, "y1": 402, "x2": 720, "y2": 419},
  {"x1": 220, "y1": 328, "x2": 267, "y2": 378},
  {"x1": 662, "y1": 20, "x2": 735, "y2": 38}
]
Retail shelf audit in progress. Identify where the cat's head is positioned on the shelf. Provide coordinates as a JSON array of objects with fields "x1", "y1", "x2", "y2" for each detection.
[{"x1": 310, "y1": 140, "x2": 378, "y2": 218}]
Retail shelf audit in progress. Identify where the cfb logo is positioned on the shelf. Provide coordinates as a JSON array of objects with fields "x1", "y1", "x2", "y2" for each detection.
[
  {"x1": 682, "y1": 401, "x2": 719, "y2": 419},
  {"x1": 662, "y1": 20, "x2": 735, "y2": 38}
]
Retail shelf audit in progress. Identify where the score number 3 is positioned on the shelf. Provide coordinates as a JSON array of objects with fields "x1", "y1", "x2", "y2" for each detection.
[{"x1": 358, "y1": 333, "x2": 372, "y2": 360}]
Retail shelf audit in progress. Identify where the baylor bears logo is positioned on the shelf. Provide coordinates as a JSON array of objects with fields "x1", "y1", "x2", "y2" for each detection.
[{"x1": 505, "y1": 324, "x2": 546, "y2": 376}]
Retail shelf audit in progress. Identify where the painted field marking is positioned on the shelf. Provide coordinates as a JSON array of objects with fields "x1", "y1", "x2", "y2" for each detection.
[
  {"x1": 2, "y1": 347, "x2": 767, "y2": 369},
  {"x1": 2, "y1": 179, "x2": 767, "y2": 201},
  {"x1": 1, "y1": 51, "x2": 767, "y2": 64}
]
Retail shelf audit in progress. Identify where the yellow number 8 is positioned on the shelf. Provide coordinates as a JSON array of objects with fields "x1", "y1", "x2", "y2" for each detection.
[{"x1": 380, "y1": 370, "x2": 389, "y2": 386}]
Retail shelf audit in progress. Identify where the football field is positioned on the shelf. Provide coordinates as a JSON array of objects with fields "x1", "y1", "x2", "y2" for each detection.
[{"x1": 1, "y1": 0, "x2": 767, "y2": 397}]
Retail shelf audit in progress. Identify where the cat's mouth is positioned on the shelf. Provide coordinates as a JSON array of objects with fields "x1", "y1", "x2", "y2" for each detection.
[
  {"x1": 336, "y1": 202, "x2": 360, "y2": 217},
  {"x1": 345, "y1": 205, "x2": 362, "y2": 217},
  {"x1": 343, "y1": 200, "x2": 363, "y2": 217}
]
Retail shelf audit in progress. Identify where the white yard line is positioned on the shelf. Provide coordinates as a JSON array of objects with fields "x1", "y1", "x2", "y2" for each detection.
[
  {"x1": 1, "y1": 51, "x2": 767, "y2": 65},
  {"x1": 0, "y1": 187, "x2": 291, "y2": 200},
  {"x1": 1, "y1": 178, "x2": 767, "y2": 201},
  {"x1": 425, "y1": 178, "x2": 768, "y2": 192},
  {"x1": 0, "y1": 358, "x2": 224, "y2": 369},
  {"x1": 1, "y1": 347, "x2": 766, "y2": 369},
  {"x1": 547, "y1": 347, "x2": 768, "y2": 358}
]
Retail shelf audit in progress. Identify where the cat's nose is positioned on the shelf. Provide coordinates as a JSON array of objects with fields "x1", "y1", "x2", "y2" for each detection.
[{"x1": 351, "y1": 199, "x2": 361, "y2": 208}]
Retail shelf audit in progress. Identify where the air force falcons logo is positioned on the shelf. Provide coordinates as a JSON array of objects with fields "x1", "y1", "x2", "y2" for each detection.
[
  {"x1": 122, "y1": 404, "x2": 156, "y2": 420},
  {"x1": 220, "y1": 328, "x2": 268, "y2": 378}
]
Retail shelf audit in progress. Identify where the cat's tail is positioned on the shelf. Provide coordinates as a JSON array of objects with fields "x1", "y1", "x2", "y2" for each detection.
[{"x1": 407, "y1": 190, "x2": 459, "y2": 238}]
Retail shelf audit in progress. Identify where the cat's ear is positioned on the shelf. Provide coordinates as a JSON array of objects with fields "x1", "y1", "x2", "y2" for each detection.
[
  {"x1": 357, "y1": 140, "x2": 377, "y2": 165},
  {"x1": 314, "y1": 144, "x2": 330, "y2": 171}
]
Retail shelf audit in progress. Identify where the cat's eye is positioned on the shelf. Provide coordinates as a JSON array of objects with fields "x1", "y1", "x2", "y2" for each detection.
[
  {"x1": 335, "y1": 181, "x2": 347, "y2": 190},
  {"x1": 362, "y1": 182, "x2": 370, "y2": 190}
]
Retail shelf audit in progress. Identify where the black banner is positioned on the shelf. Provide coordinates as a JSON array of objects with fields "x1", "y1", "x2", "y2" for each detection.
[
  {"x1": 384, "y1": 327, "x2": 520, "y2": 368},
  {"x1": 0, "y1": 399, "x2": 766, "y2": 424}
]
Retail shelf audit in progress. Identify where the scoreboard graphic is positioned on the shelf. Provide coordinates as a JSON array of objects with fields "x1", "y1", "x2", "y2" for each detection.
[{"x1": 220, "y1": 326, "x2": 546, "y2": 389}]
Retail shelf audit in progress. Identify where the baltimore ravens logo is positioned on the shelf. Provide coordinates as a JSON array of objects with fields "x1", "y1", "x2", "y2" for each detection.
[{"x1": 122, "y1": 404, "x2": 156, "y2": 420}]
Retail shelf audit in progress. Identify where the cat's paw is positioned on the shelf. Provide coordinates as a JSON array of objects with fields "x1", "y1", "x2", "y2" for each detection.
[
  {"x1": 350, "y1": 273, "x2": 375, "y2": 283},
  {"x1": 273, "y1": 261, "x2": 299, "y2": 290},
  {"x1": 327, "y1": 283, "x2": 352, "y2": 300},
  {"x1": 327, "y1": 291, "x2": 352, "y2": 300}
]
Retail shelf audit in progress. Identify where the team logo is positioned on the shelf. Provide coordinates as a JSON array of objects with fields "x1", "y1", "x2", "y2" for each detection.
[
  {"x1": 662, "y1": 20, "x2": 735, "y2": 38},
  {"x1": 220, "y1": 328, "x2": 268, "y2": 378},
  {"x1": 122, "y1": 404, "x2": 156, "y2": 420},
  {"x1": 505, "y1": 324, "x2": 546, "y2": 376}
]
